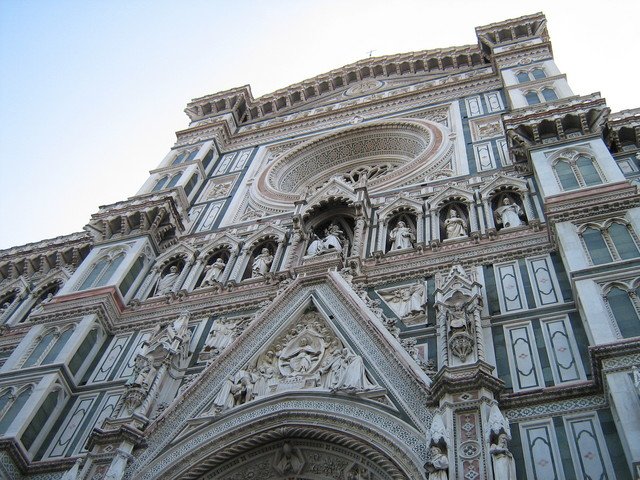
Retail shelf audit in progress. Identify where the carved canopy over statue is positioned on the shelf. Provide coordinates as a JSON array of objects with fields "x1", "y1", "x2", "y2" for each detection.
[{"x1": 209, "y1": 311, "x2": 377, "y2": 415}]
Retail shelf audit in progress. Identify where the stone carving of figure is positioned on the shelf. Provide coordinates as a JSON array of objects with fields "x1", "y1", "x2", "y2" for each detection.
[
  {"x1": 279, "y1": 337, "x2": 321, "y2": 374},
  {"x1": 322, "y1": 223, "x2": 344, "y2": 252},
  {"x1": 305, "y1": 232, "x2": 324, "y2": 257},
  {"x1": 444, "y1": 208, "x2": 467, "y2": 239},
  {"x1": 380, "y1": 284, "x2": 426, "y2": 318},
  {"x1": 251, "y1": 366, "x2": 276, "y2": 398},
  {"x1": 490, "y1": 433, "x2": 517, "y2": 480},
  {"x1": 323, "y1": 348, "x2": 374, "y2": 391},
  {"x1": 155, "y1": 265, "x2": 180, "y2": 296},
  {"x1": 127, "y1": 356, "x2": 156, "y2": 391},
  {"x1": 202, "y1": 257, "x2": 226, "y2": 285},
  {"x1": 273, "y1": 442, "x2": 304, "y2": 475},
  {"x1": 205, "y1": 317, "x2": 238, "y2": 352},
  {"x1": 446, "y1": 303, "x2": 469, "y2": 332},
  {"x1": 494, "y1": 197, "x2": 524, "y2": 229},
  {"x1": 251, "y1": 248, "x2": 273, "y2": 277},
  {"x1": 389, "y1": 221, "x2": 415, "y2": 250},
  {"x1": 633, "y1": 366, "x2": 640, "y2": 396},
  {"x1": 426, "y1": 446, "x2": 449, "y2": 480},
  {"x1": 212, "y1": 373, "x2": 253, "y2": 413}
]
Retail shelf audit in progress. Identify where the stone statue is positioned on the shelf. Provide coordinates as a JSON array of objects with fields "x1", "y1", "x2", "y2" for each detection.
[
  {"x1": 490, "y1": 433, "x2": 517, "y2": 480},
  {"x1": 202, "y1": 257, "x2": 226, "y2": 285},
  {"x1": 426, "y1": 446, "x2": 449, "y2": 480},
  {"x1": 322, "y1": 348, "x2": 374, "y2": 391},
  {"x1": 633, "y1": 366, "x2": 640, "y2": 396},
  {"x1": 444, "y1": 208, "x2": 467, "y2": 239},
  {"x1": 322, "y1": 223, "x2": 344, "y2": 252},
  {"x1": 203, "y1": 317, "x2": 239, "y2": 353},
  {"x1": 305, "y1": 232, "x2": 324, "y2": 256},
  {"x1": 155, "y1": 265, "x2": 180, "y2": 296},
  {"x1": 212, "y1": 372, "x2": 253, "y2": 413},
  {"x1": 379, "y1": 284, "x2": 426, "y2": 319},
  {"x1": 251, "y1": 248, "x2": 273, "y2": 277},
  {"x1": 278, "y1": 336, "x2": 323, "y2": 375},
  {"x1": 446, "y1": 303, "x2": 469, "y2": 332},
  {"x1": 388, "y1": 221, "x2": 415, "y2": 250},
  {"x1": 494, "y1": 197, "x2": 524, "y2": 229},
  {"x1": 273, "y1": 442, "x2": 304, "y2": 475}
]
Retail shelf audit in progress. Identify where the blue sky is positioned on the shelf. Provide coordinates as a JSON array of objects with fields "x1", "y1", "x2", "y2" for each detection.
[{"x1": 1, "y1": 0, "x2": 639, "y2": 249}]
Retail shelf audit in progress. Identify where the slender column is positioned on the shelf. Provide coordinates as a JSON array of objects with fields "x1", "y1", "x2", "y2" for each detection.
[
  {"x1": 351, "y1": 216, "x2": 367, "y2": 257},
  {"x1": 284, "y1": 229, "x2": 303, "y2": 270},
  {"x1": 376, "y1": 220, "x2": 387, "y2": 252},
  {"x1": 483, "y1": 199, "x2": 495, "y2": 230},
  {"x1": 182, "y1": 259, "x2": 205, "y2": 291},
  {"x1": 521, "y1": 191, "x2": 535, "y2": 222},
  {"x1": 172, "y1": 260, "x2": 193, "y2": 292},
  {"x1": 468, "y1": 203, "x2": 479, "y2": 234},
  {"x1": 135, "y1": 268, "x2": 160, "y2": 300},
  {"x1": 416, "y1": 216, "x2": 425, "y2": 244},
  {"x1": 229, "y1": 249, "x2": 250, "y2": 282},
  {"x1": 270, "y1": 240, "x2": 286, "y2": 273},
  {"x1": 431, "y1": 210, "x2": 441, "y2": 242}
]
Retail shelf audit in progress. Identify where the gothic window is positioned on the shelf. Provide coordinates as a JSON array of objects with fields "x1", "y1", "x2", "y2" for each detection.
[
  {"x1": 78, "y1": 251, "x2": 125, "y2": 291},
  {"x1": 202, "y1": 149, "x2": 214, "y2": 170},
  {"x1": 184, "y1": 173, "x2": 199, "y2": 197},
  {"x1": 553, "y1": 155, "x2": 603, "y2": 191},
  {"x1": 541, "y1": 87, "x2": 558, "y2": 101},
  {"x1": 516, "y1": 71, "x2": 531, "y2": 83},
  {"x1": 119, "y1": 256, "x2": 146, "y2": 297},
  {"x1": 531, "y1": 68, "x2": 546, "y2": 80},
  {"x1": 166, "y1": 172, "x2": 182, "y2": 189},
  {"x1": 0, "y1": 386, "x2": 32, "y2": 433},
  {"x1": 69, "y1": 328, "x2": 100, "y2": 376},
  {"x1": 605, "y1": 285, "x2": 640, "y2": 338},
  {"x1": 525, "y1": 91, "x2": 541, "y2": 105},
  {"x1": 581, "y1": 222, "x2": 639, "y2": 265},
  {"x1": 22, "y1": 326, "x2": 75, "y2": 367},
  {"x1": 21, "y1": 389, "x2": 63, "y2": 451},
  {"x1": 152, "y1": 176, "x2": 168, "y2": 192}
]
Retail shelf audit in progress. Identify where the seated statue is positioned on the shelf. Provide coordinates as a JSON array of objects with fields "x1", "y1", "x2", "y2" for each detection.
[
  {"x1": 251, "y1": 248, "x2": 273, "y2": 277},
  {"x1": 202, "y1": 257, "x2": 226, "y2": 285},
  {"x1": 389, "y1": 221, "x2": 415, "y2": 250},
  {"x1": 444, "y1": 209, "x2": 467, "y2": 239},
  {"x1": 494, "y1": 197, "x2": 524, "y2": 229}
]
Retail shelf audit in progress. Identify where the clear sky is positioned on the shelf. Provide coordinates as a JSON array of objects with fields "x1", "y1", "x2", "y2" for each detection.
[{"x1": 1, "y1": 0, "x2": 638, "y2": 250}]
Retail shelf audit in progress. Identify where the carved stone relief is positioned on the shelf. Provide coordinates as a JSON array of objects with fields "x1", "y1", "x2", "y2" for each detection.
[{"x1": 377, "y1": 282, "x2": 427, "y2": 325}]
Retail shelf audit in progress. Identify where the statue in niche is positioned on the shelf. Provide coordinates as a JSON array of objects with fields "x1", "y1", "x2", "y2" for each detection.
[
  {"x1": 388, "y1": 220, "x2": 415, "y2": 250},
  {"x1": 490, "y1": 433, "x2": 517, "y2": 480},
  {"x1": 426, "y1": 446, "x2": 449, "y2": 480},
  {"x1": 494, "y1": 197, "x2": 524, "y2": 229},
  {"x1": 155, "y1": 265, "x2": 180, "y2": 296},
  {"x1": 251, "y1": 248, "x2": 273, "y2": 277},
  {"x1": 487, "y1": 404, "x2": 516, "y2": 480},
  {"x1": 127, "y1": 355, "x2": 156, "y2": 391},
  {"x1": 305, "y1": 223, "x2": 345, "y2": 257},
  {"x1": 444, "y1": 208, "x2": 467, "y2": 239},
  {"x1": 202, "y1": 257, "x2": 226, "y2": 285},
  {"x1": 379, "y1": 284, "x2": 426, "y2": 319},
  {"x1": 427, "y1": 412, "x2": 450, "y2": 480},
  {"x1": 273, "y1": 442, "x2": 305, "y2": 475}
]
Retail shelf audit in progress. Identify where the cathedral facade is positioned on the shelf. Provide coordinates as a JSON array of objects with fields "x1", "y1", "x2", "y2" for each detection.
[{"x1": 1, "y1": 12, "x2": 639, "y2": 480}]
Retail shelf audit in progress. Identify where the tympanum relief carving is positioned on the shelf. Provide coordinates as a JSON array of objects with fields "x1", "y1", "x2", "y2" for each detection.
[{"x1": 208, "y1": 311, "x2": 378, "y2": 415}]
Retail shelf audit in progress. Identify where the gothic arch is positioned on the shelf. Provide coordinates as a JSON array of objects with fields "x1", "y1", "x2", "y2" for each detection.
[{"x1": 137, "y1": 398, "x2": 425, "y2": 479}]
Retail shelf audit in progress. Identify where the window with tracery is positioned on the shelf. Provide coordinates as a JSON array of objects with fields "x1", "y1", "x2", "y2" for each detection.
[
  {"x1": 516, "y1": 68, "x2": 546, "y2": 83},
  {"x1": 604, "y1": 283, "x2": 640, "y2": 338},
  {"x1": 553, "y1": 155, "x2": 603, "y2": 191},
  {"x1": 78, "y1": 250, "x2": 126, "y2": 291},
  {"x1": 0, "y1": 386, "x2": 33, "y2": 433},
  {"x1": 21, "y1": 326, "x2": 75, "y2": 368},
  {"x1": 581, "y1": 221, "x2": 640, "y2": 265},
  {"x1": 524, "y1": 87, "x2": 558, "y2": 105}
]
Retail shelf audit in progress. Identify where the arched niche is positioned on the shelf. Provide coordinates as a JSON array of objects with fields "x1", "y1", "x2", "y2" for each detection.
[
  {"x1": 439, "y1": 202, "x2": 469, "y2": 241},
  {"x1": 386, "y1": 210, "x2": 418, "y2": 252},
  {"x1": 151, "y1": 257, "x2": 186, "y2": 297},
  {"x1": 196, "y1": 247, "x2": 232, "y2": 288},
  {"x1": 302, "y1": 200, "x2": 356, "y2": 259},
  {"x1": 243, "y1": 238, "x2": 279, "y2": 280},
  {"x1": 490, "y1": 190, "x2": 527, "y2": 230}
]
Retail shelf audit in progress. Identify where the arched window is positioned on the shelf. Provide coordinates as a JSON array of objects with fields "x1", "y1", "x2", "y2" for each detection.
[
  {"x1": 78, "y1": 253, "x2": 125, "y2": 291},
  {"x1": 23, "y1": 326, "x2": 75, "y2": 367},
  {"x1": 525, "y1": 91, "x2": 541, "y2": 105},
  {"x1": 576, "y1": 156, "x2": 602, "y2": 186},
  {"x1": 184, "y1": 173, "x2": 199, "y2": 197},
  {"x1": 69, "y1": 328, "x2": 100, "y2": 375},
  {"x1": 606, "y1": 286, "x2": 640, "y2": 338},
  {"x1": 152, "y1": 176, "x2": 168, "y2": 192},
  {"x1": 531, "y1": 68, "x2": 546, "y2": 80},
  {"x1": 541, "y1": 88, "x2": 558, "y2": 101},
  {"x1": 0, "y1": 386, "x2": 32, "y2": 433},
  {"x1": 202, "y1": 150, "x2": 214, "y2": 170},
  {"x1": 22, "y1": 389, "x2": 61, "y2": 451},
  {"x1": 119, "y1": 256, "x2": 146, "y2": 297},
  {"x1": 582, "y1": 228, "x2": 613, "y2": 265},
  {"x1": 582, "y1": 222, "x2": 639, "y2": 265},
  {"x1": 172, "y1": 151, "x2": 188, "y2": 165},
  {"x1": 166, "y1": 172, "x2": 182, "y2": 189},
  {"x1": 553, "y1": 156, "x2": 603, "y2": 191},
  {"x1": 516, "y1": 71, "x2": 531, "y2": 83}
]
